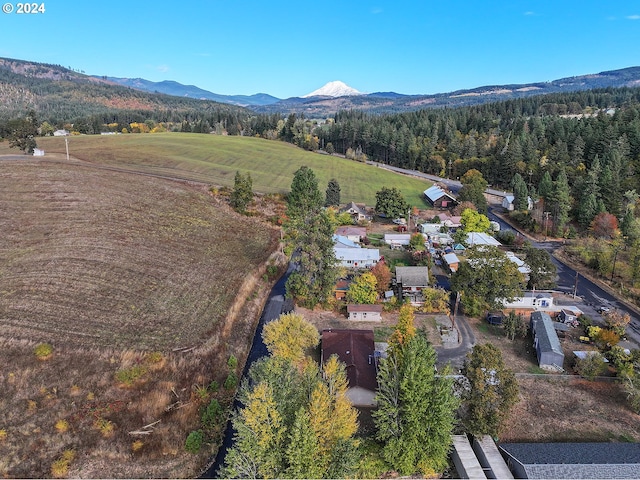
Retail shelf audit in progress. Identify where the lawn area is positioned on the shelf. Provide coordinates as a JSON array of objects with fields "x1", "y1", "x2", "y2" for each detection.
[{"x1": 26, "y1": 133, "x2": 432, "y2": 206}]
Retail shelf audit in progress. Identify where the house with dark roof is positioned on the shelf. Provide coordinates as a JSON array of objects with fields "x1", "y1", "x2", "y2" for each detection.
[
  {"x1": 530, "y1": 311, "x2": 565, "y2": 370},
  {"x1": 340, "y1": 202, "x2": 372, "y2": 223},
  {"x1": 424, "y1": 185, "x2": 457, "y2": 209},
  {"x1": 321, "y1": 329, "x2": 377, "y2": 406},
  {"x1": 499, "y1": 442, "x2": 640, "y2": 479}
]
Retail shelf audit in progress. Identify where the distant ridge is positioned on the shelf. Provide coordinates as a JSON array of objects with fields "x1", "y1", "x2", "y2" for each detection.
[{"x1": 101, "y1": 76, "x2": 281, "y2": 107}]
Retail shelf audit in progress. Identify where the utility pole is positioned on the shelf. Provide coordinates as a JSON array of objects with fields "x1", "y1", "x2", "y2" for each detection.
[
  {"x1": 611, "y1": 246, "x2": 619, "y2": 282},
  {"x1": 543, "y1": 211, "x2": 550, "y2": 241},
  {"x1": 573, "y1": 271, "x2": 579, "y2": 299},
  {"x1": 64, "y1": 137, "x2": 69, "y2": 161}
]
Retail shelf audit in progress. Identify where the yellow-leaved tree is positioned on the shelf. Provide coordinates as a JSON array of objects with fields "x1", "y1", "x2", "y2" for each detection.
[
  {"x1": 262, "y1": 312, "x2": 319, "y2": 367},
  {"x1": 389, "y1": 303, "x2": 417, "y2": 348}
]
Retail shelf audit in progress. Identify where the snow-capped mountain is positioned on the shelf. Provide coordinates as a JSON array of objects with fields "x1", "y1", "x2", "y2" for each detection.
[{"x1": 302, "y1": 81, "x2": 362, "y2": 98}]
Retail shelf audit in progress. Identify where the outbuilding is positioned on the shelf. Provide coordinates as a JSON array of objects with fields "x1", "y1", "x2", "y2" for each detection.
[{"x1": 346, "y1": 304, "x2": 383, "y2": 322}]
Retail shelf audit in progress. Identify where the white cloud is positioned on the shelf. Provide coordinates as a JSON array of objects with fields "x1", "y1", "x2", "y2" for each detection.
[
  {"x1": 627, "y1": 14, "x2": 640, "y2": 20},
  {"x1": 156, "y1": 64, "x2": 170, "y2": 73},
  {"x1": 524, "y1": 11, "x2": 535, "y2": 16}
]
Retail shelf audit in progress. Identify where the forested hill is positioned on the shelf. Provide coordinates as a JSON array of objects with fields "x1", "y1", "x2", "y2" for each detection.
[
  {"x1": 0, "y1": 58, "x2": 251, "y2": 130},
  {"x1": 252, "y1": 67, "x2": 640, "y2": 116}
]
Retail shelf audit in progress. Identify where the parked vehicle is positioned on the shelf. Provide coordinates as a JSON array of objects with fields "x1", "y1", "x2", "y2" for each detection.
[{"x1": 486, "y1": 311, "x2": 504, "y2": 325}]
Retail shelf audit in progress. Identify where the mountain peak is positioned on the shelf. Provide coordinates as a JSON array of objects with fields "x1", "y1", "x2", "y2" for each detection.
[{"x1": 302, "y1": 80, "x2": 362, "y2": 98}]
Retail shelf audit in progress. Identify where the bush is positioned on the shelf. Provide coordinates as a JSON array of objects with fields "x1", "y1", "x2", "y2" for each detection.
[
  {"x1": 34, "y1": 343, "x2": 53, "y2": 359},
  {"x1": 574, "y1": 352, "x2": 607, "y2": 380},
  {"x1": 227, "y1": 355, "x2": 238, "y2": 370},
  {"x1": 185, "y1": 429, "x2": 205, "y2": 454},
  {"x1": 115, "y1": 365, "x2": 147, "y2": 386},
  {"x1": 208, "y1": 380, "x2": 219, "y2": 393},
  {"x1": 201, "y1": 398, "x2": 223, "y2": 430},
  {"x1": 223, "y1": 372, "x2": 238, "y2": 390},
  {"x1": 54, "y1": 419, "x2": 69, "y2": 433}
]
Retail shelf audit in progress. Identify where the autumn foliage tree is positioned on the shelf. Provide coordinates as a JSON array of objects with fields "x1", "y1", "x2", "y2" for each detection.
[
  {"x1": 222, "y1": 313, "x2": 360, "y2": 478},
  {"x1": 591, "y1": 212, "x2": 619, "y2": 239},
  {"x1": 346, "y1": 271, "x2": 378, "y2": 304},
  {"x1": 262, "y1": 312, "x2": 319, "y2": 367},
  {"x1": 370, "y1": 262, "x2": 392, "y2": 295}
]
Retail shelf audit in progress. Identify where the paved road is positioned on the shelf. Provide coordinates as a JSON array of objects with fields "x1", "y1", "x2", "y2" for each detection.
[
  {"x1": 487, "y1": 207, "x2": 640, "y2": 347},
  {"x1": 435, "y1": 314, "x2": 476, "y2": 370},
  {"x1": 201, "y1": 264, "x2": 294, "y2": 478}
]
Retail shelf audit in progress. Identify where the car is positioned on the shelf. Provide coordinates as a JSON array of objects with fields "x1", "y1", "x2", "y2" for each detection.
[
  {"x1": 392, "y1": 218, "x2": 407, "y2": 225},
  {"x1": 597, "y1": 306, "x2": 611, "y2": 314},
  {"x1": 486, "y1": 311, "x2": 504, "y2": 325}
]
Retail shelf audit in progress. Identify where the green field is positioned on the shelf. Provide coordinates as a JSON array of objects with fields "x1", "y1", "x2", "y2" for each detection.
[{"x1": 34, "y1": 133, "x2": 431, "y2": 206}]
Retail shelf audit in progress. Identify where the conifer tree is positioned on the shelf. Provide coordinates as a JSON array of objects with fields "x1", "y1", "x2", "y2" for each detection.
[
  {"x1": 230, "y1": 170, "x2": 253, "y2": 213},
  {"x1": 325, "y1": 178, "x2": 341, "y2": 207}
]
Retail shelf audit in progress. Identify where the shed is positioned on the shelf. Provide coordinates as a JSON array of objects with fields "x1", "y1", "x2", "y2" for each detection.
[
  {"x1": 347, "y1": 304, "x2": 382, "y2": 321},
  {"x1": 443, "y1": 252, "x2": 460, "y2": 272},
  {"x1": 530, "y1": 311, "x2": 565, "y2": 370},
  {"x1": 558, "y1": 308, "x2": 579, "y2": 324},
  {"x1": 499, "y1": 442, "x2": 640, "y2": 479},
  {"x1": 321, "y1": 329, "x2": 377, "y2": 406},
  {"x1": 33, "y1": 148, "x2": 45, "y2": 156}
]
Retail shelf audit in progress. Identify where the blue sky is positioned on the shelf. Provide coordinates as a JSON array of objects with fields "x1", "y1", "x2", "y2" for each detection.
[{"x1": 1, "y1": 1, "x2": 639, "y2": 98}]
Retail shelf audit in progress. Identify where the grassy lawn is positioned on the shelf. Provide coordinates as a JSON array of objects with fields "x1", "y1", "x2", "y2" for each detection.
[{"x1": 27, "y1": 133, "x2": 432, "y2": 206}]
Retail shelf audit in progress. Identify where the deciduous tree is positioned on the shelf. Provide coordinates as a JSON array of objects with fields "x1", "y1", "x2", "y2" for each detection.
[
  {"x1": 590, "y1": 212, "x2": 619, "y2": 239},
  {"x1": 457, "y1": 169, "x2": 488, "y2": 214},
  {"x1": 450, "y1": 246, "x2": 524, "y2": 316},
  {"x1": 262, "y1": 312, "x2": 319, "y2": 366},
  {"x1": 523, "y1": 244, "x2": 557, "y2": 290},
  {"x1": 461, "y1": 343, "x2": 519, "y2": 438},
  {"x1": 375, "y1": 187, "x2": 409, "y2": 220},
  {"x1": 346, "y1": 272, "x2": 378, "y2": 304},
  {"x1": 370, "y1": 262, "x2": 392, "y2": 295},
  {"x1": 7, "y1": 110, "x2": 38, "y2": 154},
  {"x1": 460, "y1": 208, "x2": 490, "y2": 233}
]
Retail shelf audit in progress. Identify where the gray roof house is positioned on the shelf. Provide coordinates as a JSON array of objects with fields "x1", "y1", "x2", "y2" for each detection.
[
  {"x1": 395, "y1": 266, "x2": 429, "y2": 304},
  {"x1": 499, "y1": 442, "x2": 640, "y2": 479},
  {"x1": 530, "y1": 311, "x2": 564, "y2": 370}
]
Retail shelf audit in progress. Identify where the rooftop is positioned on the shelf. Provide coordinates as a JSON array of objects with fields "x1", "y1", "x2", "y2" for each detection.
[{"x1": 321, "y1": 329, "x2": 377, "y2": 392}]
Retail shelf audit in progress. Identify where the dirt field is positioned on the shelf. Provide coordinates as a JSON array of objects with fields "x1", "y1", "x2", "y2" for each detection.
[{"x1": 0, "y1": 159, "x2": 282, "y2": 477}]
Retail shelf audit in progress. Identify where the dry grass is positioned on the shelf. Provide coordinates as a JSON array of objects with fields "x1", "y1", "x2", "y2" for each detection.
[
  {"x1": 0, "y1": 159, "x2": 282, "y2": 477},
  {"x1": 468, "y1": 315, "x2": 640, "y2": 443}
]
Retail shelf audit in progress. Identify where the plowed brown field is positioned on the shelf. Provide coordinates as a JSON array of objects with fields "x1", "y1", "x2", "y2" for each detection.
[{"x1": 0, "y1": 158, "x2": 281, "y2": 477}]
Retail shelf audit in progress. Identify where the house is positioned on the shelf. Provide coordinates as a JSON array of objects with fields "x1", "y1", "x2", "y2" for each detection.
[
  {"x1": 395, "y1": 266, "x2": 429, "y2": 303},
  {"x1": 340, "y1": 202, "x2": 371, "y2": 223},
  {"x1": 333, "y1": 234, "x2": 361, "y2": 249},
  {"x1": 384, "y1": 233, "x2": 412, "y2": 247},
  {"x1": 347, "y1": 304, "x2": 382, "y2": 321},
  {"x1": 465, "y1": 232, "x2": 502, "y2": 247},
  {"x1": 443, "y1": 252, "x2": 460, "y2": 272},
  {"x1": 33, "y1": 148, "x2": 45, "y2": 156},
  {"x1": 530, "y1": 311, "x2": 565, "y2": 370},
  {"x1": 438, "y1": 213, "x2": 462, "y2": 228},
  {"x1": 335, "y1": 226, "x2": 367, "y2": 243},
  {"x1": 499, "y1": 442, "x2": 640, "y2": 479},
  {"x1": 423, "y1": 184, "x2": 457, "y2": 209},
  {"x1": 418, "y1": 222, "x2": 443, "y2": 234},
  {"x1": 429, "y1": 232, "x2": 454, "y2": 247},
  {"x1": 502, "y1": 194, "x2": 533, "y2": 211},
  {"x1": 500, "y1": 291, "x2": 554, "y2": 312},
  {"x1": 334, "y1": 246, "x2": 380, "y2": 269},
  {"x1": 53, "y1": 129, "x2": 69, "y2": 136},
  {"x1": 321, "y1": 329, "x2": 377, "y2": 406},
  {"x1": 505, "y1": 251, "x2": 531, "y2": 278}
]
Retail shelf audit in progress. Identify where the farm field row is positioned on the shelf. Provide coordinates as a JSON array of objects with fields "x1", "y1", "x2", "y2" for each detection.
[{"x1": 26, "y1": 132, "x2": 433, "y2": 207}]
